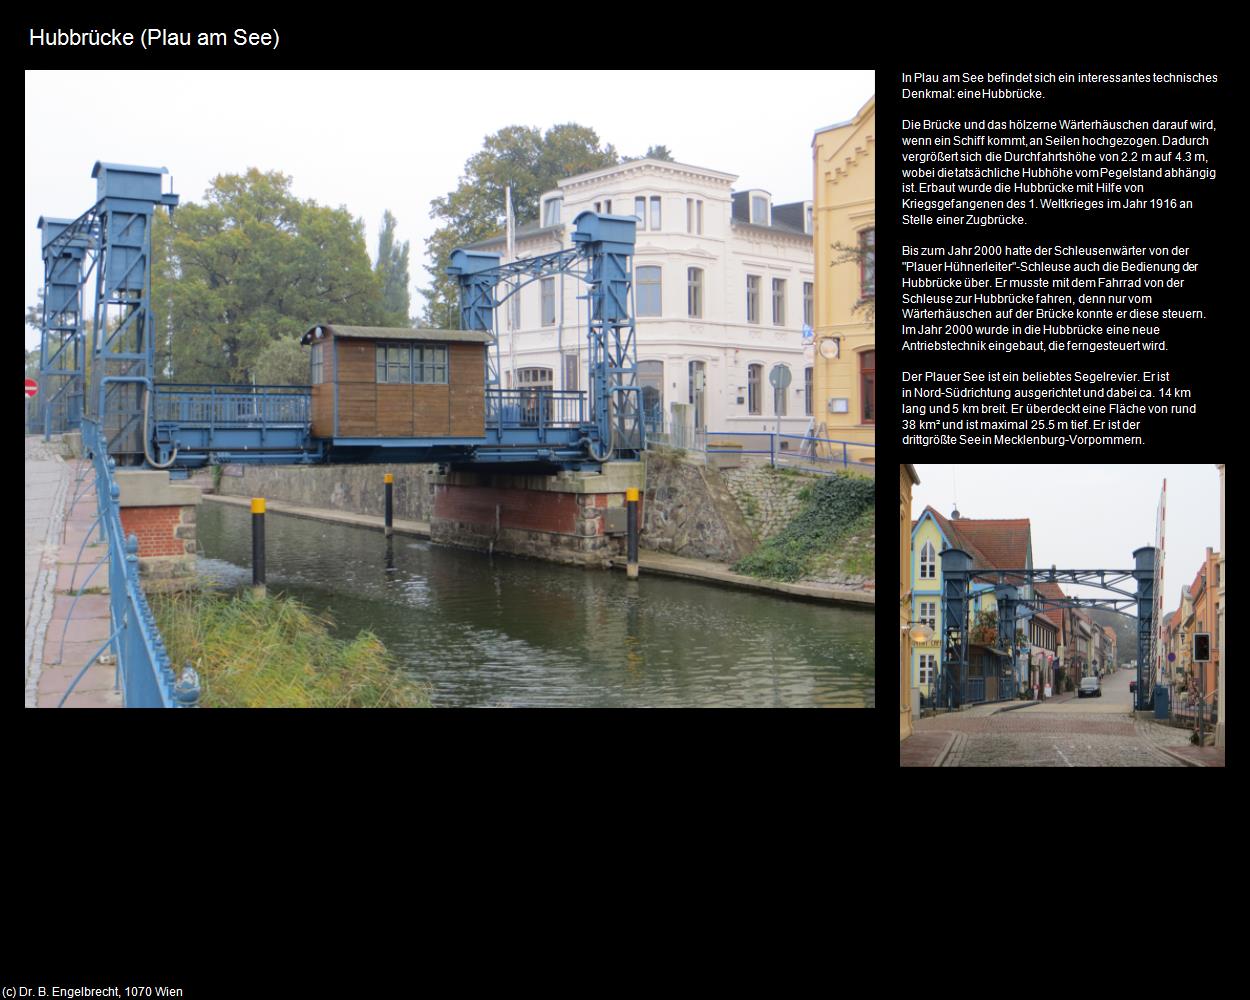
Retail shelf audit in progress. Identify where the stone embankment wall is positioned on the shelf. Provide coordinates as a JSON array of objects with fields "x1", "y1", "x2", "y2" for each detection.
[
  {"x1": 721, "y1": 464, "x2": 815, "y2": 540},
  {"x1": 215, "y1": 463, "x2": 438, "y2": 522},
  {"x1": 641, "y1": 449, "x2": 756, "y2": 564}
]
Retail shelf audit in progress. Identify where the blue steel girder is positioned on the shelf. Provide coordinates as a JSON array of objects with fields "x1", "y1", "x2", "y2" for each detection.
[
  {"x1": 85, "y1": 163, "x2": 178, "y2": 464},
  {"x1": 37, "y1": 216, "x2": 93, "y2": 435},
  {"x1": 965, "y1": 567, "x2": 1138, "y2": 599}
]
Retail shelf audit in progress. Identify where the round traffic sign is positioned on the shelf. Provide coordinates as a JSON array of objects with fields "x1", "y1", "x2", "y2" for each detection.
[
  {"x1": 768, "y1": 364, "x2": 791, "y2": 390},
  {"x1": 25, "y1": 377, "x2": 38, "y2": 399}
]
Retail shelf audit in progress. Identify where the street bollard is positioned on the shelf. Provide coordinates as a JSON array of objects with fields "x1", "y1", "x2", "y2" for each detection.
[
  {"x1": 251, "y1": 498, "x2": 266, "y2": 598},
  {"x1": 384, "y1": 473, "x2": 394, "y2": 537},
  {"x1": 626, "y1": 487, "x2": 639, "y2": 579}
]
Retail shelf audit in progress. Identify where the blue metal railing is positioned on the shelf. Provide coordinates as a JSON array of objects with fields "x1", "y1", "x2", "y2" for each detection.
[
  {"x1": 486, "y1": 389, "x2": 585, "y2": 429},
  {"x1": 701, "y1": 432, "x2": 874, "y2": 475},
  {"x1": 154, "y1": 383, "x2": 310, "y2": 426},
  {"x1": 72, "y1": 418, "x2": 197, "y2": 708}
]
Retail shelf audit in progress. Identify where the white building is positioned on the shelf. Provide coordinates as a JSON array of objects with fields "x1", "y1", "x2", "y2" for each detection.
[{"x1": 466, "y1": 158, "x2": 815, "y2": 438}]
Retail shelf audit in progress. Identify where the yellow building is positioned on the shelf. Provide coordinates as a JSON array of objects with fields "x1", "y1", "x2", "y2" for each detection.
[
  {"x1": 812, "y1": 96, "x2": 875, "y2": 465},
  {"x1": 900, "y1": 464, "x2": 919, "y2": 739},
  {"x1": 1217, "y1": 463, "x2": 1224, "y2": 747}
]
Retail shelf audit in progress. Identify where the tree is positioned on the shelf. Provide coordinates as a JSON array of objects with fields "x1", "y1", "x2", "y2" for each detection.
[
  {"x1": 375, "y1": 210, "x2": 412, "y2": 327},
  {"x1": 253, "y1": 338, "x2": 309, "y2": 385},
  {"x1": 625, "y1": 144, "x2": 675, "y2": 162},
  {"x1": 418, "y1": 124, "x2": 619, "y2": 328},
  {"x1": 152, "y1": 169, "x2": 386, "y2": 384}
]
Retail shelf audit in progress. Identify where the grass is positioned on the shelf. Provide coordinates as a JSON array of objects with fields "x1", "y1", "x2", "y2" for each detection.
[{"x1": 151, "y1": 589, "x2": 431, "y2": 708}]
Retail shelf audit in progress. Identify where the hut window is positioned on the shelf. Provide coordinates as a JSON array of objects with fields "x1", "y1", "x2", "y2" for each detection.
[
  {"x1": 414, "y1": 345, "x2": 448, "y2": 384},
  {"x1": 376, "y1": 342, "x2": 449, "y2": 383},
  {"x1": 310, "y1": 343, "x2": 324, "y2": 384},
  {"x1": 376, "y1": 343, "x2": 412, "y2": 384}
]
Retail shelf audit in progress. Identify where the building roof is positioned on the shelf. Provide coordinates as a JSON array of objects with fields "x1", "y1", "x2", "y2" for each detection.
[
  {"x1": 1033, "y1": 581, "x2": 1066, "y2": 628},
  {"x1": 918, "y1": 506, "x2": 1031, "y2": 581},
  {"x1": 462, "y1": 222, "x2": 563, "y2": 252},
  {"x1": 301, "y1": 325, "x2": 491, "y2": 345}
]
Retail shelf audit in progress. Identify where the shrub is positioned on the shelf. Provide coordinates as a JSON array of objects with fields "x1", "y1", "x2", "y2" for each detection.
[{"x1": 730, "y1": 473, "x2": 874, "y2": 581}]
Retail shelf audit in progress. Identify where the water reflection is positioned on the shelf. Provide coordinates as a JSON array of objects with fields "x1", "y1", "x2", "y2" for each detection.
[{"x1": 196, "y1": 502, "x2": 874, "y2": 708}]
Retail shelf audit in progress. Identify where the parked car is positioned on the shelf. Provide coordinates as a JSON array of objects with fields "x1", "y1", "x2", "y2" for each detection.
[{"x1": 1078, "y1": 676, "x2": 1102, "y2": 698}]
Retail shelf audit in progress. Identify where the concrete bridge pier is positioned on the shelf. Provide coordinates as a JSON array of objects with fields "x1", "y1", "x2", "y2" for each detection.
[{"x1": 431, "y1": 462, "x2": 645, "y2": 568}]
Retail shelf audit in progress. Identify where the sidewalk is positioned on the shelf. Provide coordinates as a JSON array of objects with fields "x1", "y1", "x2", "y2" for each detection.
[
  {"x1": 900, "y1": 731, "x2": 957, "y2": 767},
  {"x1": 1153, "y1": 744, "x2": 1226, "y2": 767},
  {"x1": 24, "y1": 437, "x2": 122, "y2": 708}
]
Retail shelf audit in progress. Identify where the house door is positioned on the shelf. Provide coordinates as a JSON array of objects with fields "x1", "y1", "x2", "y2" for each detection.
[{"x1": 688, "y1": 360, "x2": 706, "y2": 430}]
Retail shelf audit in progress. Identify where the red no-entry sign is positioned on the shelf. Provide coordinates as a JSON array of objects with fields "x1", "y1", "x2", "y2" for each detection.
[{"x1": 25, "y1": 378, "x2": 38, "y2": 399}]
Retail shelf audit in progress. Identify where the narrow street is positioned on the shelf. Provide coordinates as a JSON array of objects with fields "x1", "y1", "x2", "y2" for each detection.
[{"x1": 909, "y1": 667, "x2": 1196, "y2": 767}]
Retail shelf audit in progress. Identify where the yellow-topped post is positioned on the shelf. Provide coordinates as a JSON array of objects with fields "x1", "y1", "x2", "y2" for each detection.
[
  {"x1": 384, "y1": 473, "x2": 394, "y2": 536},
  {"x1": 251, "y1": 497, "x2": 266, "y2": 598},
  {"x1": 626, "y1": 487, "x2": 640, "y2": 579}
]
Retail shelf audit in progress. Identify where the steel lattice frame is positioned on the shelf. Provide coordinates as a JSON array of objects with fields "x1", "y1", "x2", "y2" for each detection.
[
  {"x1": 37, "y1": 216, "x2": 93, "y2": 437},
  {"x1": 449, "y1": 212, "x2": 643, "y2": 461},
  {"x1": 43, "y1": 164, "x2": 178, "y2": 463},
  {"x1": 936, "y1": 549, "x2": 1158, "y2": 710}
]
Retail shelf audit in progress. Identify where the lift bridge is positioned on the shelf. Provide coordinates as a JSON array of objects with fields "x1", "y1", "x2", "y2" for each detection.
[
  {"x1": 934, "y1": 547, "x2": 1158, "y2": 713},
  {"x1": 38, "y1": 162, "x2": 644, "y2": 473}
]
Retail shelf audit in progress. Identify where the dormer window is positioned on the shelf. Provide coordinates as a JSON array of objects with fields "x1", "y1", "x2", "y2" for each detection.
[
  {"x1": 542, "y1": 196, "x2": 562, "y2": 227},
  {"x1": 804, "y1": 202, "x2": 813, "y2": 234},
  {"x1": 750, "y1": 193, "x2": 770, "y2": 225}
]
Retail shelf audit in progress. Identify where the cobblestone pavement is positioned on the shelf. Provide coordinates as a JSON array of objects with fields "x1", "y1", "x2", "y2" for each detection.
[{"x1": 914, "y1": 709, "x2": 1184, "y2": 767}]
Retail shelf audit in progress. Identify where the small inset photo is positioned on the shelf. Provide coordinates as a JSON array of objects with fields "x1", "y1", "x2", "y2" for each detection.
[{"x1": 899, "y1": 464, "x2": 1223, "y2": 766}]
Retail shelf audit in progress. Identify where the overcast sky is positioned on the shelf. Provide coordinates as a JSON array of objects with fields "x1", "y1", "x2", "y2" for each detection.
[
  {"x1": 911, "y1": 464, "x2": 1221, "y2": 611},
  {"x1": 24, "y1": 69, "x2": 874, "y2": 349}
]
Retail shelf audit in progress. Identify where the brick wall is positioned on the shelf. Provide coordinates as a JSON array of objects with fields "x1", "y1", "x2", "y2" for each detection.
[
  {"x1": 433, "y1": 484, "x2": 582, "y2": 535},
  {"x1": 119, "y1": 504, "x2": 197, "y2": 558}
]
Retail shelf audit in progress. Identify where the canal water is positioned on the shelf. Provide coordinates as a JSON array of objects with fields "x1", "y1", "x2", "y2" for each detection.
[{"x1": 196, "y1": 502, "x2": 873, "y2": 708}]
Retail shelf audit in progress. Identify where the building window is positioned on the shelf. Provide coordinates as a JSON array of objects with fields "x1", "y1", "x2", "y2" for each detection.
[
  {"x1": 918, "y1": 654, "x2": 936, "y2": 686},
  {"x1": 748, "y1": 363, "x2": 762, "y2": 415},
  {"x1": 860, "y1": 228, "x2": 875, "y2": 298},
  {"x1": 920, "y1": 540, "x2": 936, "y2": 579},
  {"x1": 805, "y1": 203, "x2": 813, "y2": 234},
  {"x1": 517, "y1": 367, "x2": 552, "y2": 387},
  {"x1": 746, "y1": 275, "x2": 760, "y2": 324},
  {"x1": 687, "y1": 267, "x2": 703, "y2": 318},
  {"x1": 541, "y1": 278, "x2": 556, "y2": 326},
  {"x1": 310, "y1": 343, "x2": 324, "y2": 385},
  {"x1": 751, "y1": 195, "x2": 768, "y2": 225},
  {"x1": 542, "y1": 197, "x2": 562, "y2": 227},
  {"x1": 686, "y1": 198, "x2": 704, "y2": 234},
  {"x1": 803, "y1": 282, "x2": 813, "y2": 328},
  {"x1": 650, "y1": 196, "x2": 662, "y2": 231},
  {"x1": 804, "y1": 366, "x2": 812, "y2": 415},
  {"x1": 772, "y1": 278, "x2": 786, "y2": 326},
  {"x1": 861, "y1": 350, "x2": 875, "y2": 423},
  {"x1": 773, "y1": 365, "x2": 789, "y2": 416},
  {"x1": 563, "y1": 352, "x2": 579, "y2": 392},
  {"x1": 919, "y1": 600, "x2": 937, "y2": 630},
  {"x1": 594, "y1": 199, "x2": 612, "y2": 214},
  {"x1": 636, "y1": 266, "x2": 662, "y2": 316},
  {"x1": 638, "y1": 359, "x2": 663, "y2": 430},
  {"x1": 634, "y1": 196, "x2": 646, "y2": 229}
]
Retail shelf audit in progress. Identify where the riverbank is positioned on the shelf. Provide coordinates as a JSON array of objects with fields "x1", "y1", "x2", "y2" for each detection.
[{"x1": 200, "y1": 493, "x2": 872, "y2": 607}]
